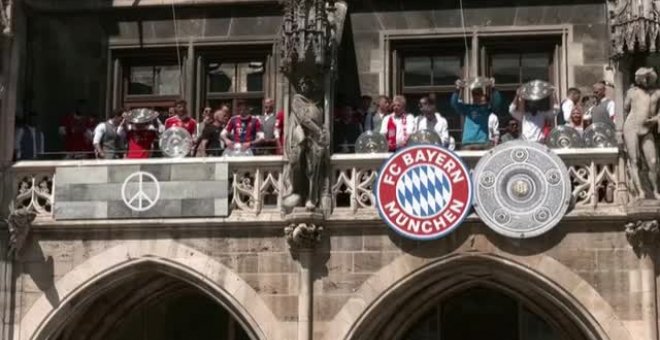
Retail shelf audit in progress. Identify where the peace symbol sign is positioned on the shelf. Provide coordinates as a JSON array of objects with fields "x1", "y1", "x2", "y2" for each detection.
[{"x1": 121, "y1": 171, "x2": 161, "y2": 212}]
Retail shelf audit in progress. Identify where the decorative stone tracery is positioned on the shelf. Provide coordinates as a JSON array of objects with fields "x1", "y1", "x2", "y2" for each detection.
[{"x1": 608, "y1": 0, "x2": 660, "y2": 56}]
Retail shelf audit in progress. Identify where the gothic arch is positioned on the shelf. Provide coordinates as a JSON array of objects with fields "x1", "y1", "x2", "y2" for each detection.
[
  {"x1": 324, "y1": 252, "x2": 633, "y2": 340},
  {"x1": 18, "y1": 239, "x2": 281, "y2": 340}
]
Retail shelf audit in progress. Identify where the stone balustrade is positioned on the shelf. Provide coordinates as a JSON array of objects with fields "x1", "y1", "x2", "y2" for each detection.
[{"x1": 7, "y1": 147, "x2": 624, "y2": 223}]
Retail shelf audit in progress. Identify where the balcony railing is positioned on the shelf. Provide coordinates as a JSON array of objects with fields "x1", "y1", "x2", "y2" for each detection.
[{"x1": 8, "y1": 147, "x2": 625, "y2": 223}]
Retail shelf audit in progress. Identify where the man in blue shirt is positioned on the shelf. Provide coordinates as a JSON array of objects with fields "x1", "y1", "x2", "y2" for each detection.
[{"x1": 450, "y1": 79, "x2": 502, "y2": 150}]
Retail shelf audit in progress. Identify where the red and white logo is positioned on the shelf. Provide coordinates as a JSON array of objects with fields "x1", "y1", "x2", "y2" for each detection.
[{"x1": 375, "y1": 145, "x2": 473, "y2": 240}]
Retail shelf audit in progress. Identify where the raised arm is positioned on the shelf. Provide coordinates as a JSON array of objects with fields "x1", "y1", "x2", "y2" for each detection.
[{"x1": 450, "y1": 91, "x2": 467, "y2": 115}]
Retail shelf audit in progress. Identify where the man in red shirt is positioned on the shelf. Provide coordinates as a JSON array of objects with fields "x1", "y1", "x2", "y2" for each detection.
[
  {"x1": 274, "y1": 110, "x2": 284, "y2": 155},
  {"x1": 221, "y1": 100, "x2": 265, "y2": 153},
  {"x1": 165, "y1": 100, "x2": 197, "y2": 137},
  {"x1": 59, "y1": 104, "x2": 95, "y2": 159},
  {"x1": 119, "y1": 121, "x2": 159, "y2": 159}
]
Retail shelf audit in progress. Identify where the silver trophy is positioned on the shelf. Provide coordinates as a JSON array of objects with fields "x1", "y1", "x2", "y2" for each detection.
[
  {"x1": 355, "y1": 131, "x2": 388, "y2": 153},
  {"x1": 547, "y1": 126, "x2": 583, "y2": 149},
  {"x1": 159, "y1": 127, "x2": 193, "y2": 158},
  {"x1": 407, "y1": 129, "x2": 442, "y2": 146},
  {"x1": 520, "y1": 80, "x2": 555, "y2": 101},
  {"x1": 223, "y1": 143, "x2": 254, "y2": 157},
  {"x1": 126, "y1": 108, "x2": 159, "y2": 124},
  {"x1": 472, "y1": 141, "x2": 572, "y2": 239},
  {"x1": 583, "y1": 122, "x2": 616, "y2": 148}
]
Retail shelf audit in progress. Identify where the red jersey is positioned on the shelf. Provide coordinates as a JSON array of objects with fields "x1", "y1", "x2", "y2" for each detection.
[
  {"x1": 60, "y1": 114, "x2": 94, "y2": 152},
  {"x1": 224, "y1": 115, "x2": 263, "y2": 143},
  {"x1": 126, "y1": 130, "x2": 157, "y2": 159},
  {"x1": 274, "y1": 110, "x2": 284, "y2": 154},
  {"x1": 165, "y1": 115, "x2": 197, "y2": 136}
]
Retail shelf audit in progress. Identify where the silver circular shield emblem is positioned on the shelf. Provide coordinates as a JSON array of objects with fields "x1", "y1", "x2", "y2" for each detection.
[
  {"x1": 160, "y1": 127, "x2": 193, "y2": 158},
  {"x1": 355, "y1": 131, "x2": 388, "y2": 153},
  {"x1": 473, "y1": 141, "x2": 571, "y2": 238},
  {"x1": 583, "y1": 122, "x2": 616, "y2": 148},
  {"x1": 407, "y1": 129, "x2": 442, "y2": 146},
  {"x1": 127, "y1": 108, "x2": 160, "y2": 124},
  {"x1": 547, "y1": 126, "x2": 583, "y2": 149}
]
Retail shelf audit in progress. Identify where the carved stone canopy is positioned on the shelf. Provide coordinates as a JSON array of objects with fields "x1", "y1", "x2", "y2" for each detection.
[
  {"x1": 608, "y1": 0, "x2": 660, "y2": 57},
  {"x1": 284, "y1": 209, "x2": 324, "y2": 250},
  {"x1": 625, "y1": 220, "x2": 660, "y2": 253}
]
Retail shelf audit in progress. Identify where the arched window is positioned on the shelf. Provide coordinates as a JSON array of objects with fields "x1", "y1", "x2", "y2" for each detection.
[{"x1": 402, "y1": 287, "x2": 560, "y2": 340}]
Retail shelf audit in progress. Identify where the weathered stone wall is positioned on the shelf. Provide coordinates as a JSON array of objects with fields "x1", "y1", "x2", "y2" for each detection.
[{"x1": 13, "y1": 218, "x2": 640, "y2": 339}]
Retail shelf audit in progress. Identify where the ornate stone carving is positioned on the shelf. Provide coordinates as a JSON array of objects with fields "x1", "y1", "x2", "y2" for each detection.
[
  {"x1": 13, "y1": 174, "x2": 53, "y2": 217},
  {"x1": 623, "y1": 68, "x2": 660, "y2": 200},
  {"x1": 285, "y1": 223, "x2": 323, "y2": 250},
  {"x1": 625, "y1": 220, "x2": 660, "y2": 254},
  {"x1": 608, "y1": 0, "x2": 660, "y2": 56},
  {"x1": 280, "y1": 0, "x2": 347, "y2": 212},
  {"x1": 5, "y1": 207, "x2": 36, "y2": 259},
  {"x1": 0, "y1": 0, "x2": 12, "y2": 37}
]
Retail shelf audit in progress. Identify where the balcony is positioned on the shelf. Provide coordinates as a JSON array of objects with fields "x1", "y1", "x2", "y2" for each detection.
[{"x1": 8, "y1": 147, "x2": 626, "y2": 228}]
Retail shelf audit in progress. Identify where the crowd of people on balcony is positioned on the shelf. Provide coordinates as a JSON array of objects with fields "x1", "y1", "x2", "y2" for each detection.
[{"x1": 13, "y1": 79, "x2": 616, "y2": 161}]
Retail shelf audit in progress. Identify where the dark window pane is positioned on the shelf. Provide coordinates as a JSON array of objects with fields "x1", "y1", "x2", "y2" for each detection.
[
  {"x1": 155, "y1": 65, "x2": 181, "y2": 95},
  {"x1": 128, "y1": 66, "x2": 154, "y2": 95},
  {"x1": 521, "y1": 53, "x2": 550, "y2": 82},
  {"x1": 432, "y1": 56, "x2": 462, "y2": 86},
  {"x1": 404, "y1": 57, "x2": 432, "y2": 86},
  {"x1": 245, "y1": 98, "x2": 263, "y2": 116},
  {"x1": 239, "y1": 62, "x2": 264, "y2": 92},
  {"x1": 208, "y1": 63, "x2": 235, "y2": 93},
  {"x1": 491, "y1": 54, "x2": 520, "y2": 84}
]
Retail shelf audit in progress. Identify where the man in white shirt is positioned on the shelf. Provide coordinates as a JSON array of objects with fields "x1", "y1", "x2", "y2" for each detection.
[
  {"x1": 92, "y1": 109, "x2": 125, "y2": 159},
  {"x1": 364, "y1": 95, "x2": 390, "y2": 132},
  {"x1": 560, "y1": 88, "x2": 581, "y2": 125},
  {"x1": 509, "y1": 91, "x2": 557, "y2": 143},
  {"x1": 488, "y1": 113, "x2": 500, "y2": 145},
  {"x1": 15, "y1": 114, "x2": 44, "y2": 160},
  {"x1": 415, "y1": 96, "x2": 449, "y2": 147},
  {"x1": 380, "y1": 95, "x2": 416, "y2": 151}
]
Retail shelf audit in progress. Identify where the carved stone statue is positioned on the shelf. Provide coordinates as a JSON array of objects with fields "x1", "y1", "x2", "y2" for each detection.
[
  {"x1": 279, "y1": 0, "x2": 346, "y2": 212},
  {"x1": 0, "y1": 0, "x2": 12, "y2": 36},
  {"x1": 623, "y1": 67, "x2": 660, "y2": 200},
  {"x1": 283, "y1": 77, "x2": 329, "y2": 210},
  {"x1": 5, "y1": 207, "x2": 36, "y2": 259},
  {"x1": 284, "y1": 222, "x2": 323, "y2": 250}
]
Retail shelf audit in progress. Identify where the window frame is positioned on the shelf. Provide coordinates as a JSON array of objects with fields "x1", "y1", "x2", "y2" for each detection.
[{"x1": 196, "y1": 46, "x2": 272, "y2": 119}]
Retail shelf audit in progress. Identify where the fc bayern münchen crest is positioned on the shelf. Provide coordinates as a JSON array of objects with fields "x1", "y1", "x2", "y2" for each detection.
[
  {"x1": 375, "y1": 145, "x2": 473, "y2": 240},
  {"x1": 473, "y1": 141, "x2": 571, "y2": 239}
]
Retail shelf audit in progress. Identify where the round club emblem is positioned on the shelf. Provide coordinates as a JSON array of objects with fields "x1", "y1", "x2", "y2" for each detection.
[
  {"x1": 375, "y1": 145, "x2": 473, "y2": 240},
  {"x1": 473, "y1": 141, "x2": 571, "y2": 239}
]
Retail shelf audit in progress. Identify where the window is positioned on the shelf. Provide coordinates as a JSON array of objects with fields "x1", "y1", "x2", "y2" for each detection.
[
  {"x1": 128, "y1": 65, "x2": 181, "y2": 96},
  {"x1": 115, "y1": 49, "x2": 187, "y2": 112},
  {"x1": 394, "y1": 39, "x2": 466, "y2": 143},
  {"x1": 205, "y1": 60, "x2": 265, "y2": 116},
  {"x1": 483, "y1": 37, "x2": 560, "y2": 117}
]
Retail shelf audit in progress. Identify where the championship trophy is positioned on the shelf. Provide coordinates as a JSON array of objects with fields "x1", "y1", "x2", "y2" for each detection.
[
  {"x1": 223, "y1": 143, "x2": 254, "y2": 157},
  {"x1": 583, "y1": 122, "x2": 616, "y2": 148},
  {"x1": 472, "y1": 141, "x2": 572, "y2": 239},
  {"x1": 407, "y1": 129, "x2": 442, "y2": 146},
  {"x1": 547, "y1": 125, "x2": 583, "y2": 149},
  {"x1": 355, "y1": 131, "x2": 388, "y2": 153},
  {"x1": 519, "y1": 80, "x2": 555, "y2": 102},
  {"x1": 126, "y1": 108, "x2": 159, "y2": 124},
  {"x1": 457, "y1": 77, "x2": 495, "y2": 104},
  {"x1": 159, "y1": 127, "x2": 193, "y2": 158}
]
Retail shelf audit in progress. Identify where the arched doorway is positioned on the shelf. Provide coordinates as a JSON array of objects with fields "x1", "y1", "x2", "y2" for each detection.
[
  {"x1": 402, "y1": 286, "x2": 563, "y2": 340},
  {"x1": 52, "y1": 269, "x2": 252, "y2": 340}
]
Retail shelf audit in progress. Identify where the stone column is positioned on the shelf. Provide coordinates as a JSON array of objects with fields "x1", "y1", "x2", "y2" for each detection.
[
  {"x1": 626, "y1": 220, "x2": 660, "y2": 340},
  {"x1": 285, "y1": 212, "x2": 323, "y2": 340},
  {"x1": 614, "y1": 59, "x2": 630, "y2": 205}
]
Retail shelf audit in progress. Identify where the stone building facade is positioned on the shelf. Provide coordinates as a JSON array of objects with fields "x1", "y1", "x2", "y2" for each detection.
[{"x1": 0, "y1": 1, "x2": 659, "y2": 340}]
